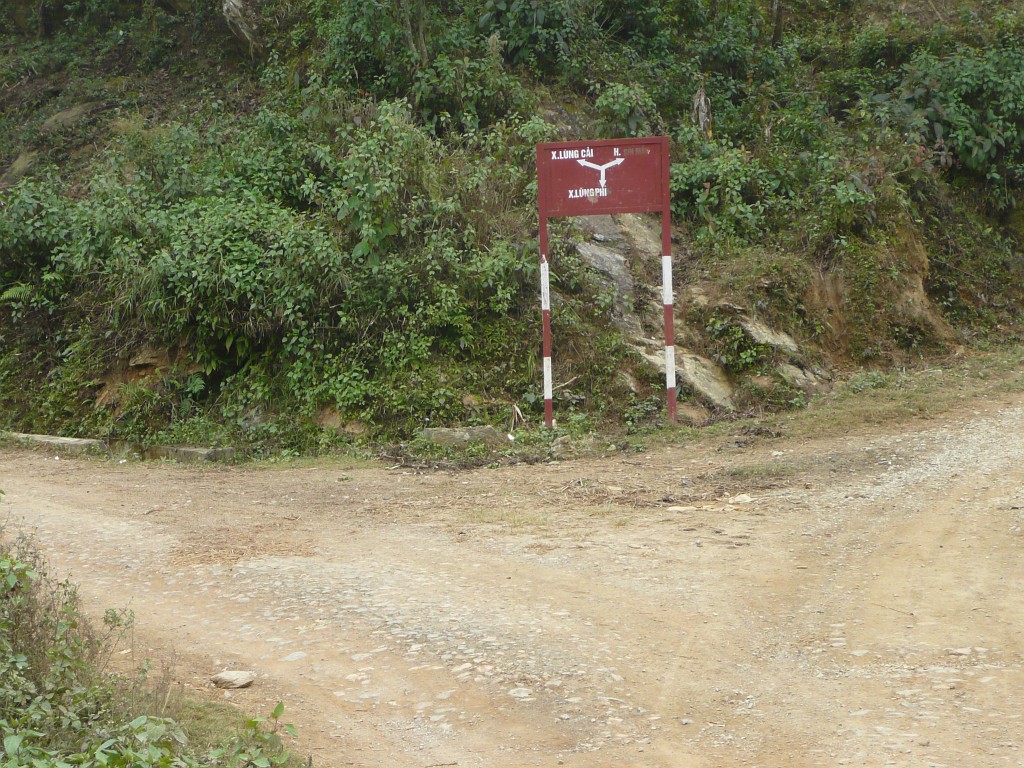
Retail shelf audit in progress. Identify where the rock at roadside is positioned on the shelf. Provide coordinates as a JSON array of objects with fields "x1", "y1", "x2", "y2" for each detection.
[
  {"x1": 739, "y1": 317, "x2": 800, "y2": 355},
  {"x1": 632, "y1": 347, "x2": 736, "y2": 411},
  {"x1": 41, "y1": 102, "x2": 106, "y2": 132},
  {"x1": 678, "y1": 354, "x2": 736, "y2": 411},
  {"x1": 6, "y1": 432, "x2": 105, "y2": 455},
  {"x1": 141, "y1": 445, "x2": 237, "y2": 463},
  {"x1": 211, "y1": 670, "x2": 255, "y2": 689},
  {"x1": 550, "y1": 435, "x2": 574, "y2": 460},
  {"x1": 777, "y1": 362, "x2": 827, "y2": 392},
  {"x1": 419, "y1": 425, "x2": 507, "y2": 449},
  {"x1": 0, "y1": 150, "x2": 38, "y2": 188}
]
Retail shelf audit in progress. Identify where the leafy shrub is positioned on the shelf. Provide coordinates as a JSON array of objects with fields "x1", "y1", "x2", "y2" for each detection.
[
  {"x1": 704, "y1": 313, "x2": 771, "y2": 372},
  {"x1": 0, "y1": 94, "x2": 548, "y2": 439},
  {"x1": 478, "y1": 0, "x2": 575, "y2": 71},
  {"x1": 670, "y1": 125, "x2": 781, "y2": 239},
  {"x1": 847, "y1": 17, "x2": 934, "y2": 70},
  {"x1": 317, "y1": 0, "x2": 419, "y2": 93},
  {"x1": 899, "y1": 43, "x2": 1024, "y2": 210},
  {"x1": 0, "y1": 533, "x2": 126, "y2": 754},
  {"x1": 594, "y1": 82, "x2": 660, "y2": 137},
  {"x1": 318, "y1": 1, "x2": 529, "y2": 131},
  {"x1": 411, "y1": 48, "x2": 526, "y2": 131},
  {"x1": 693, "y1": 3, "x2": 763, "y2": 79}
]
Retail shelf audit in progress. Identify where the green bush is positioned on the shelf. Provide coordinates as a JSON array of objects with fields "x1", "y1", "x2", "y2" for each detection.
[
  {"x1": 594, "y1": 82, "x2": 660, "y2": 137},
  {"x1": 899, "y1": 43, "x2": 1024, "y2": 210},
  {"x1": 703, "y1": 313, "x2": 771, "y2": 373},
  {"x1": 0, "y1": 95, "x2": 547, "y2": 440},
  {"x1": 670, "y1": 125, "x2": 781, "y2": 240},
  {"x1": 478, "y1": 0, "x2": 576, "y2": 71}
]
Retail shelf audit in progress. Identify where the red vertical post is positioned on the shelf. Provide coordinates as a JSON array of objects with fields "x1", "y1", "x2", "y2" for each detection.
[
  {"x1": 539, "y1": 216, "x2": 554, "y2": 428},
  {"x1": 662, "y1": 211, "x2": 676, "y2": 424},
  {"x1": 660, "y1": 137, "x2": 677, "y2": 423}
]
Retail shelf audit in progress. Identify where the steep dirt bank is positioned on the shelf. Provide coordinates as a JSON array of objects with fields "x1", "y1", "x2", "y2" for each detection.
[{"x1": 2, "y1": 397, "x2": 1023, "y2": 767}]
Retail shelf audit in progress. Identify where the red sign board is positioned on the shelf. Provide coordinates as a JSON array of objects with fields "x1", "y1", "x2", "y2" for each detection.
[
  {"x1": 535, "y1": 135, "x2": 675, "y2": 427},
  {"x1": 536, "y1": 136, "x2": 669, "y2": 218}
]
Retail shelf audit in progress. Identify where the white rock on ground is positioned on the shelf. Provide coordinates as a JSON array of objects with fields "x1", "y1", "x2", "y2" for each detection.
[{"x1": 211, "y1": 670, "x2": 256, "y2": 689}]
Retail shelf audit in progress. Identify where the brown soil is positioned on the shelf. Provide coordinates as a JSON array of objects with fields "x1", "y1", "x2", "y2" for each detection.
[{"x1": 2, "y1": 396, "x2": 1023, "y2": 767}]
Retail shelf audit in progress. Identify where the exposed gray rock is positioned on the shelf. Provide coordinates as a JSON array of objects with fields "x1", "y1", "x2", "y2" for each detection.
[
  {"x1": 631, "y1": 343, "x2": 671, "y2": 377},
  {"x1": 739, "y1": 317, "x2": 800, "y2": 355},
  {"x1": 211, "y1": 670, "x2": 255, "y2": 689},
  {"x1": 1, "y1": 150, "x2": 38, "y2": 188},
  {"x1": 550, "y1": 435, "x2": 574, "y2": 460},
  {"x1": 5, "y1": 432, "x2": 105, "y2": 455},
  {"x1": 420, "y1": 426, "x2": 507, "y2": 449},
  {"x1": 141, "y1": 445, "x2": 237, "y2": 463},
  {"x1": 616, "y1": 371, "x2": 640, "y2": 394},
  {"x1": 630, "y1": 346, "x2": 736, "y2": 411},
  {"x1": 577, "y1": 241, "x2": 635, "y2": 302},
  {"x1": 777, "y1": 363, "x2": 824, "y2": 391},
  {"x1": 678, "y1": 354, "x2": 736, "y2": 411},
  {"x1": 613, "y1": 213, "x2": 662, "y2": 257},
  {"x1": 222, "y1": 0, "x2": 261, "y2": 54},
  {"x1": 41, "y1": 102, "x2": 105, "y2": 132},
  {"x1": 574, "y1": 237, "x2": 642, "y2": 336},
  {"x1": 576, "y1": 214, "x2": 626, "y2": 245}
]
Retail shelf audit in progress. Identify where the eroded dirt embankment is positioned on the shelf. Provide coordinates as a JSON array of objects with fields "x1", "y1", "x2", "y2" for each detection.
[{"x1": 2, "y1": 399, "x2": 1023, "y2": 767}]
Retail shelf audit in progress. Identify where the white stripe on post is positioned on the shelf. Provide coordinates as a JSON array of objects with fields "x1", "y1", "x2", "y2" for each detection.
[
  {"x1": 540, "y1": 261, "x2": 551, "y2": 311},
  {"x1": 543, "y1": 357, "x2": 553, "y2": 400},
  {"x1": 662, "y1": 251, "x2": 677, "y2": 422},
  {"x1": 661, "y1": 255, "x2": 673, "y2": 306}
]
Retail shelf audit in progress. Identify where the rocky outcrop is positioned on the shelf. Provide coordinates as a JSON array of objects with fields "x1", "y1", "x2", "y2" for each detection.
[
  {"x1": 570, "y1": 212, "x2": 834, "y2": 413},
  {"x1": 41, "y1": 102, "x2": 105, "y2": 132},
  {"x1": 0, "y1": 150, "x2": 38, "y2": 188},
  {"x1": 777, "y1": 363, "x2": 827, "y2": 393},
  {"x1": 95, "y1": 344, "x2": 196, "y2": 410},
  {"x1": 575, "y1": 215, "x2": 642, "y2": 335},
  {"x1": 222, "y1": 0, "x2": 261, "y2": 55},
  {"x1": 739, "y1": 317, "x2": 800, "y2": 356}
]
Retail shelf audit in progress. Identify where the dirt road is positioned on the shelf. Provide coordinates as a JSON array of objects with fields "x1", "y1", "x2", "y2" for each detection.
[{"x1": 2, "y1": 396, "x2": 1023, "y2": 767}]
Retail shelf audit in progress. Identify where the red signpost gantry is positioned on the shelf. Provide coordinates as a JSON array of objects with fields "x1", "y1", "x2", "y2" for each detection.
[{"x1": 536, "y1": 136, "x2": 675, "y2": 427}]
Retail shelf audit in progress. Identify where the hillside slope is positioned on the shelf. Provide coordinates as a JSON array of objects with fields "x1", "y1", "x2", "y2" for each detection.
[{"x1": 2, "y1": 0, "x2": 1023, "y2": 449}]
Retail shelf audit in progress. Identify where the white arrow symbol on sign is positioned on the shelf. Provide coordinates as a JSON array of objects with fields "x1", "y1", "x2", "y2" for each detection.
[{"x1": 577, "y1": 157, "x2": 625, "y2": 188}]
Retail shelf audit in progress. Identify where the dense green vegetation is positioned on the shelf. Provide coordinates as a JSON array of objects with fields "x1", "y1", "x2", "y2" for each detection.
[
  {"x1": 0, "y1": 527, "x2": 295, "y2": 767},
  {"x1": 1, "y1": 0, "x2": 1023, "y2": 449}
]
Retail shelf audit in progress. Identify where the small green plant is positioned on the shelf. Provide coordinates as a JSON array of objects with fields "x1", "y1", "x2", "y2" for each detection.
[
  {"x1": 899, "y1": 43, "x2": 1024, "y2": 211},
  {"x1": 704, "y1": 315, "x2": 770, "y2": 373},
  {"x1": 594, "y1": 82, "x2": 660, "y2": 138},
  {"x1": 207, "y1": 701, "x2": 294, "y2": 768},
  {"x1": 623, "y1": 395, "x2": 662, "y2": 433},
  {"x1": 845, "y1": 370, "x2": 889, "y2": 393}
]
